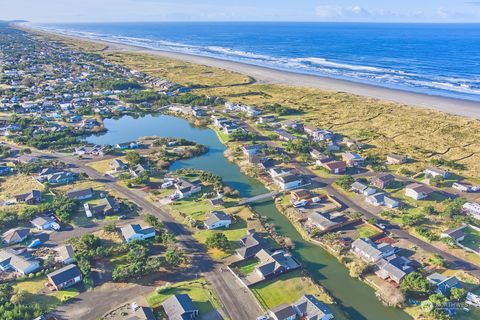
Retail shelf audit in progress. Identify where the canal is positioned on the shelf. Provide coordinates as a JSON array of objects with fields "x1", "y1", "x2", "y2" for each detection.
[{"x1": 88, "y1": 114, "x2": 411, "y2": 320}]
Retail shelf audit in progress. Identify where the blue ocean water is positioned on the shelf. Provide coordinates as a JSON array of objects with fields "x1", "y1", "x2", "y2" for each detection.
[{"x1": 34, "y1": 22, "x2": 480, "y2": 101}]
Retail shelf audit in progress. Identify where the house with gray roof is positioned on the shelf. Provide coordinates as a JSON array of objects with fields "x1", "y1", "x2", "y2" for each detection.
[
  {"x1": 365, "y1": 193, "x2": 400, "y2": 208},
  {"x1": 274, "y1": 173, "x2": 303, "y2": 191},
  {"x1": 236, "y1": 230, "x2": 272, "y2": 259},
  {"x1": 15, "y1": 190, "x2": 42, "y2": 204},
  {"x1": 375, "y1": 255, "x2": 415, "y2": 284},
  {"x1": 342, "y1": 152, "x2": 364, "y2": 167},
  {"x1": 2, "y1": 227, "x2": 30, "y2": 245},
  {"x1": 293, "y1": 294, "x2": 334, "y2": 320},
  {"x1": 351, "y1": 238, "x2": 396, "y2": 263},
  {"x1": 31, "y1": 215, "x2": 60, "y2": 231},
  {"x1": 162, "y1": 294, "x2": 199, "y2": 320},
  {"x1": 441, "y1": 225, "x2": 467, "y2": 242},
  {"x1": 204, "y1": 211, "x2": 232, "y2": 230},
  {"x1": 427, "y1": 273, "x2": 462, "y2": 296},
  {"x1": 255, "y1": 249, "x2": 300, "y2": 279},
  {"x1": 362, "y1": 187, "x2": 377, "y2": 196},
  {"x1": 56, "y1": 244, "x2": 75, "y2": 265},
  {"x1": 351, "y1": 181, "x2": 368, "y2": 193},
  {"x1": 121, "y1": 224, "x2": 156, "y2": 243},
  {"x1": 130, "y1": 305, "x2": 156, "y2": 320},
  {"x1": 268, "y1": 303, "x2": 297, "y2": 320},
  {"x1": 174, "y1": 179, "x2": 202, "y2": 198},
  {"x1": 66, "y1": 187, "x2": 94, "y2": 200},
  {"x1": 84, "y1": 197, "x2": 119, "y2": 217},
  {"x1": 307, "y1": 211, "x2": 348, "y2": 232},
  {"x1": 47, "y1": 264, "x2": 83, "y2": 290},
  {"x1": 109, "y1": 159, "x2": 128, "y2": 172},
  {"x1": 129, "y1": 164, "x2": 149, "y2": 177},
  {"x1": 0, "y1": 248, "x2": 40, "y2": 275}
]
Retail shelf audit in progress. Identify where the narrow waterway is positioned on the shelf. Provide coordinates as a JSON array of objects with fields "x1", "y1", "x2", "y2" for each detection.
[{"x1": 88, "y1": 114, "x2": 411, "y2": 320}]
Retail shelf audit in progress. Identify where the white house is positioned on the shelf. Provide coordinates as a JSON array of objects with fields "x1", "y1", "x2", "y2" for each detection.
[
  {"x1": 362, "y1": 187, "x2": 377, "y2": 196},
  {"x1": 174, "y1": 179, "x2": 202, "y2": 198},
  {"x1": 204, "y1": 211, "x2": 232, "y2": 229},
  {"x1": 121, "y1": 224, "x2": 156, "y2": 243},
  {"x1": 405, "y1": 183, "x2": 435, "y2": 200},
  {"x1": 463, "y1": 202, "x2": 480, "y2": 220},
  {"x1": 241, "y1": 144, "x2": 263, "y2": 157},
  {"x1": 366, "y1": 193, "x2": 399, "y2": 208},
  {"x1": 351, "y1": 181, "x2": 368, "y2": 193},
  {"x1": 268, "y1": 167, "x2": 291, "y2": 178},
  {"x1": 424, "y1": 167, "x2": 449, "y2": 178},
  {"x1": 31, "y1": 216, "x2": 60, "y2": 231},
  {"x1": 274, "y1": 174, "x2": 303, "y2": 191}
]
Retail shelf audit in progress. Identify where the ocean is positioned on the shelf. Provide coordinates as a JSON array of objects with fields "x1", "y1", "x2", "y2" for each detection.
[{"x1": 33, "y1": 22, "x2": 480, "y2": 102}]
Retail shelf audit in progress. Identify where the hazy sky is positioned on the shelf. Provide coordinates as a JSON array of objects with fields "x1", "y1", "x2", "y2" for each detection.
[{"x1": 1, "y1": 0, "x2": 480, "y2": 23}]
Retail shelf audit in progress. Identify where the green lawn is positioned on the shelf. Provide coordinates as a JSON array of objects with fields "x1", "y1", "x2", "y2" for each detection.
[
  {"x1": 250, "y1": 270, "x2": 332, "y2": 310},
  {"x1": 357, "y1": 225, "x2": 380, "y2": 239},
  {"x1": 147, "y1": 279, "x2": 220, "y2": 315},
  {"x1": 460, "y1": 226, "x2": 480, "y2": 253},
  {"x1": 235, "y1": 258, "x2": 260, "y2": 275},
  {"x1": 211, "y1": 126, "x2": 230, "y2": 144}
]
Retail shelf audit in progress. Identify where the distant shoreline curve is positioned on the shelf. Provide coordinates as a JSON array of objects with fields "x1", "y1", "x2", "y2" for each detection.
[{"x1": 20, "y1": 24, "x2": 480, "y2": 119}]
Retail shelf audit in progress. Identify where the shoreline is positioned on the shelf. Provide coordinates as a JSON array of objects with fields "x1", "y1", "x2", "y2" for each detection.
[{"x1": 21, "y1": 24, "x2": 480, "y2": 119}]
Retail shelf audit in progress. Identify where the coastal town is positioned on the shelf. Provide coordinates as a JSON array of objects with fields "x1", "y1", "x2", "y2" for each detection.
[{"x1": 1, "y1": 23, "x2": 480, "y2": 320}]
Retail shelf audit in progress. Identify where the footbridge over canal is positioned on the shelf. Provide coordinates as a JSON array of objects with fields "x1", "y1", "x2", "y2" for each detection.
[{"x1": 238, "y1": 191, "x2": 280, "y2": 205}]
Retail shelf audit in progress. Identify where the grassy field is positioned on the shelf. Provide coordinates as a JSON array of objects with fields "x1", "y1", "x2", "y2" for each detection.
[
  {"x1": 0, "y1": 174, "x2": 44, "y2": 200},
  {"x1": 250, "y1": 270, "x2": 333, "y2": 310},
  {"x1": 13, "y1": 276, "x2": 80, "y2": 311},
  {"x1": 87, "y1": 157, "x2": 127, "y2": 174},
  {"x1": 147, "y1": 279, "x2": 221, "y2": 315}
]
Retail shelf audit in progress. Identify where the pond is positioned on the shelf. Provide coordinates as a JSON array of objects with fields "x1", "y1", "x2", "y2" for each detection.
[{"x1": 88, "y1": 114, "x2": 412, "y2": 320}]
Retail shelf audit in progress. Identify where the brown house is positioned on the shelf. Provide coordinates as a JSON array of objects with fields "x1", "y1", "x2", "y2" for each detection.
[
  {"x1": 290, "y1": 189, "x2": 312, "y2": 203},
  {"x1": 47, "y1": 264, "x2": 83, "y2": 290},
  {"x1": 372, "y1": 173, "x2": 395, "y2": 189},
  {"x1": 322, "y1": 161, "x2": 347, "y2": 175}
]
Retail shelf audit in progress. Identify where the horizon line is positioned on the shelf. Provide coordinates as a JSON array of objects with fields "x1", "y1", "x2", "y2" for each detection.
[{"x1": 15, "y1": 20, "x2": 480, "y2": 25}]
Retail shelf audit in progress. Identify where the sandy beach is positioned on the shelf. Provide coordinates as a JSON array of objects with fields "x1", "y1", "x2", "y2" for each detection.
[{"x1": 24, "y1": 26, "x2": 480, "y2": 119}]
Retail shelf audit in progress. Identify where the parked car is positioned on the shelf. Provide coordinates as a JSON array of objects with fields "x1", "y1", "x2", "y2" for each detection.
[
  {"x1": 293, "y1": 199, "x2": 308, "y2": 208},
  {"x1": 170, "y1": 193, "x2": 180, "y2": 201}
]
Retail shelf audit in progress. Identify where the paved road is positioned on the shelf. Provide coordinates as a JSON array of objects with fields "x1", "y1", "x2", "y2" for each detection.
[{"x1": 24, "y1": 147, "x2": 263, "y2": 320}]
